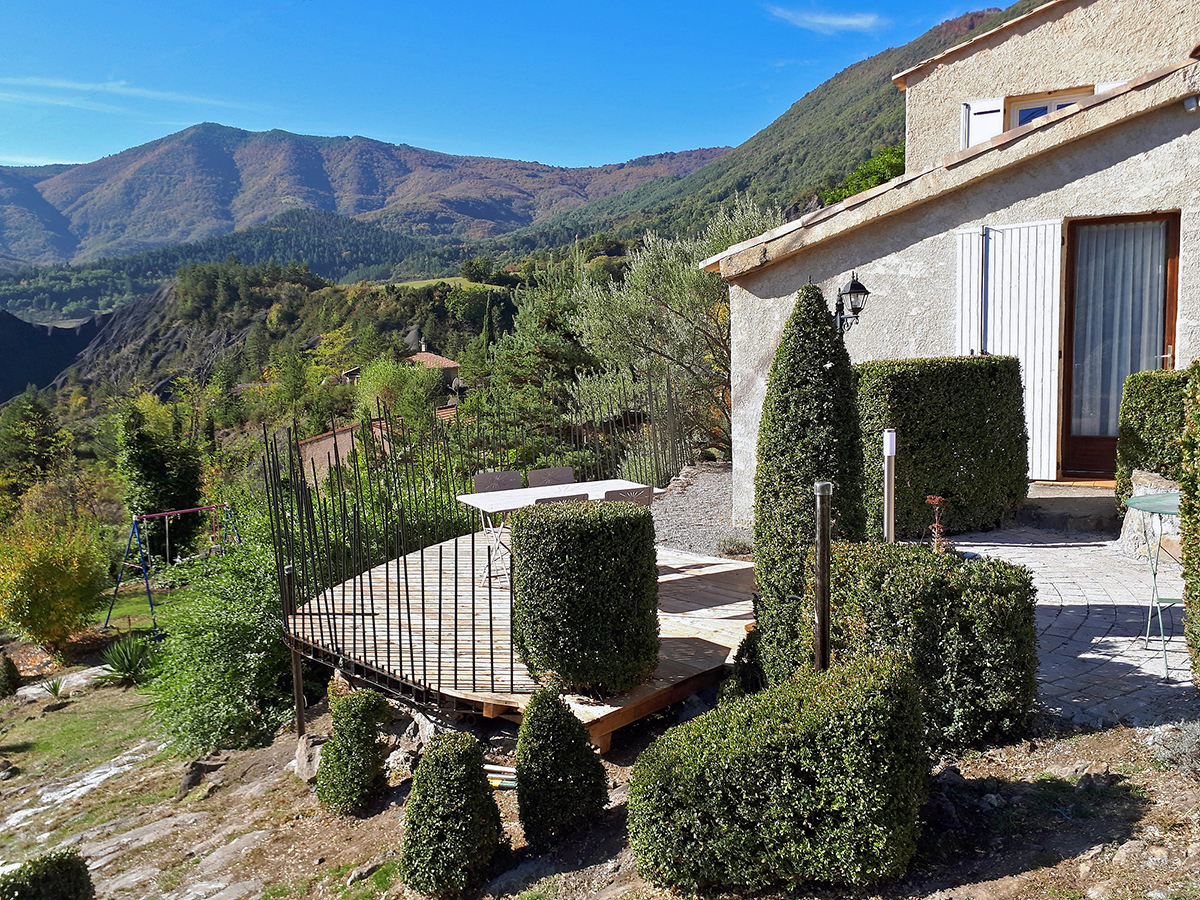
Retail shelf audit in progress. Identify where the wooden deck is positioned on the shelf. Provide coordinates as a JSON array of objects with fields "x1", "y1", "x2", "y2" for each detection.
[{"x1": 286, "y1": 534, "x2": 755, "y2": 751}]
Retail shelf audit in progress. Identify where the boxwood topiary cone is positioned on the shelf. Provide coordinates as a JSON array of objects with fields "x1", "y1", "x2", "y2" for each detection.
[
  {"x1": 516, "y1": 682, "x2": 608, "y2": 845},
  {"x1": 400, "y1": 731, "x2": 501, "y2": 899},
  {"x1": 314, "y1": 688, "x2": 391, "y2": 815},
  {"x1": 0, "y1": 653, "x2": 20, "y2": 698},
  {"x1": 0, "y1": 847, "x2": 95, "y2": 899}
]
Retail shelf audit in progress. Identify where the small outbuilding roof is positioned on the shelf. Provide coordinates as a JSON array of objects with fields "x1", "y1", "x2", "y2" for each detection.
[
  {"x1": 410, "y1": 351, "x2": 460, "y2": 369},
  {"x1": 701, "y1": 56, "x2": 1200, "y2": 281}
]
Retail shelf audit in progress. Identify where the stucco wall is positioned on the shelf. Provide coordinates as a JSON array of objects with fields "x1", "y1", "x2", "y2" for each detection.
[
  {"x1": 904, "y1": 0, "x2": 1200, "y2": 171},
  {"x1": 730, "y1": 104, "x2": 1200, "y2": 526}
]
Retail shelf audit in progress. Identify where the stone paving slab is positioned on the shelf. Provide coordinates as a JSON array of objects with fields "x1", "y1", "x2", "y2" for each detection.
[{"x1": 956, "y1": 527, "x2": 1199, "y2": 728}]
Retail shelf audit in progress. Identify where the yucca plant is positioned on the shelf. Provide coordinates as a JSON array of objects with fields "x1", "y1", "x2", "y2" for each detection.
[{"x1": 99, "y1": 635, "x2": 158, "y2": 687}]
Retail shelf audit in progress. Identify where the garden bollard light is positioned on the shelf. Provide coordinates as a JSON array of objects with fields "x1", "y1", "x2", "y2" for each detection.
[{"x1": 883, "y1": 428, "x2": 897, "y2": 543}]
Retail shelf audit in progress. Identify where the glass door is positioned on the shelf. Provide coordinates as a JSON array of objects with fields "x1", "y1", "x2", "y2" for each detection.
[{"x1": 1063, "y1": 215, "x2": 1178, "y2": 475}]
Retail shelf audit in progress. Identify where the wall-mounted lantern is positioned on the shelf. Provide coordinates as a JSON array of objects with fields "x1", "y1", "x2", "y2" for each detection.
[{"x1": 834, "y1": 272, "x2": 870, "y2": 334}]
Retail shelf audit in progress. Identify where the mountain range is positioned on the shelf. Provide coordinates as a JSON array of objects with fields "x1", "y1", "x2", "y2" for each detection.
[{"x1": 0, "y1": 130, "x2": 728, "y2": 268}]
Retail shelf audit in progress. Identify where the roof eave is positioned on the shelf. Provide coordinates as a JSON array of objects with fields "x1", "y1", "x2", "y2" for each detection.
[{"x1": 708, "y1": 59, "x2": 1200, "y2": 281}]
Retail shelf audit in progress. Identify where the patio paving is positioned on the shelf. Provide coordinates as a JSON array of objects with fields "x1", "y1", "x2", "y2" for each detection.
[{"x1": 955, "y1": 527, "x2": 1199, "y2": 728}]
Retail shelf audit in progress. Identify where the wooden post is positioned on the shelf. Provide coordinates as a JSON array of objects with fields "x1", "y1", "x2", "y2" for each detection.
[
  {"x1": 883, "y1": 428, "x2": 897, "y2": 544},
  {"x1": 283, "y1": 565, "x2": 306, "y2": 737},
  {"x1": 813, "y1": 481, "x2": 832, "y2": 672}
]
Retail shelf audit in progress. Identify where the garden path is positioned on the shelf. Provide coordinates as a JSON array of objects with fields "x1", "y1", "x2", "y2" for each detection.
[{"x1": 951, "y1": 528, "x2": 1198, "y2": 727}]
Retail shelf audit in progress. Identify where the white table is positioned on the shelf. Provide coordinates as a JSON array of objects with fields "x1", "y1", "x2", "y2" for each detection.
[{"x1": 456, "y1": 479, "x2": 662, "y2": 578}]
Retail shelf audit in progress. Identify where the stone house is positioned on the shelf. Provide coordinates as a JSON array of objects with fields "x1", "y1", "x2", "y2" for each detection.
[{"x1": 703, "y1": 0, "x2": 1200, "y2": 526}]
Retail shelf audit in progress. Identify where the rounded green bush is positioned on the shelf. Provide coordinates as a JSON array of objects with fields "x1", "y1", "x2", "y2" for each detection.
[
  {"x1": 628, "y1": 653, "x2": 927, "y2": 892},
  {"x1": 315, "y1": 688, "x2": 391, "y2": 815},
  {"x1": 759, "y1": 542, "x2": 1038, "y2": 752},
  {"x1": 1117, "y1": 367, "x2": 1190, "y2": 511},
  {"x1": 516, "y1": 683, "x2": 608, "y2": 845},
  {"x1": 0, "y1": 653, "x2": 20, "y2": 698},
  {"x1": 0, "y1": 847, "x2": 95, "y2": 900},
  {"x1": 400, "y1": 731, "x2": 501, "y2": 899},
  {"x1": 511, "y1": 500, "x2": 659, "y2": 694}
]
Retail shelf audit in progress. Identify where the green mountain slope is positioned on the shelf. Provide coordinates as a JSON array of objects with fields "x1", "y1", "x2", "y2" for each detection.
[
  {"x1": 491, "y1": 1, "x2": 1046, "y2": 252},
  {"x1": 10, "y1": 124, "x2": 727, "y2": 265}
]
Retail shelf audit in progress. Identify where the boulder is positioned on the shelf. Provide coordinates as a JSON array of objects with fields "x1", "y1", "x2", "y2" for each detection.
[{"x1": 294, "y1": 734, "x2": 328, "y2": 783}]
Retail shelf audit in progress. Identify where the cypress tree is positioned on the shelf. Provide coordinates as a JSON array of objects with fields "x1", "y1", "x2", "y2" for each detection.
[{"x1": 753, "y1": 283, "x2": 864, "y2": 683}]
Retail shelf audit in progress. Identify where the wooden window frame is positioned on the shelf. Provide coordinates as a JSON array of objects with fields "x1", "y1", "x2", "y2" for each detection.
[{"x1": 1061, "y1": 211, "x2": 1180, "y2": 476}]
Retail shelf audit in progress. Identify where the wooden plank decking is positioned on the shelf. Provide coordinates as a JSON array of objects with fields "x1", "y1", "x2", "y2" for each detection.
[{"x1": 286, "y1": 534, "x2": 755, "y2": 750}]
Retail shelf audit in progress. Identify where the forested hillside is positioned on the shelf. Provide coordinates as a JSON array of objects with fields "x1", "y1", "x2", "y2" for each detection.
[
  {"x1": 0, "y1": 124, "x2": 727, "y2": 267},
  {"x1": 0, "y1": 210, "x2": 461, "y2": 321}
]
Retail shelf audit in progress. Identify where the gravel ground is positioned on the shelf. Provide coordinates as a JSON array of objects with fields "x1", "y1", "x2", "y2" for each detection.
[{"x1": 651, "y1": 461, "x2": 747, "y2": 557}]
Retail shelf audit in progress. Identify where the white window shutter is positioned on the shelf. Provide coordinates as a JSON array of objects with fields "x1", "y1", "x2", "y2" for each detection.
[{"x1": 961, "y1": 97, "x2": 1004, "y2": 149}]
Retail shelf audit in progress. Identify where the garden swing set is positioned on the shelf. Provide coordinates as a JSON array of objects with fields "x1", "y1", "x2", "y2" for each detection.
[{"x1": 104, "y1": 503, "x2": 242, "y2": 632}]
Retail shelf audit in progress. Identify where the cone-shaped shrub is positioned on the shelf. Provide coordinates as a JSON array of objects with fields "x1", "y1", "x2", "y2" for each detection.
[
  {"x1": 511, "y1": 500, "x2": 659, "y2": 694},
  {"x1": 0, "y1": 653, "x2": 20, "y2": 697},
  {"x1": 0, "y1": 848, "x2": 94, "y2": 900},
  {"x1": 753, "y1": 283, "x2": 865, "y2": 683},
  {"x1": 400, "y1": 731, "x2": 501, "y2": 899},
  {"x1": 315, "y1": 688, "x2": 391, "y2": 814},
  {"x1": 628, "y1": 653, "x2": 926, "y2": 893},
  {"x1": 516, "y1": 683, "x2": 608, "y2": 845}
]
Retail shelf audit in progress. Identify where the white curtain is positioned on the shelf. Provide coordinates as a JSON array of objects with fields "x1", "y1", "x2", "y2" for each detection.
[{"x1": 1071, "y1": 220, "x2": 1168, "y2": 437}]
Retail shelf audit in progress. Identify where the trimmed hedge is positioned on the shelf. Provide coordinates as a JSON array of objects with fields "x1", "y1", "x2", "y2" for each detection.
[
  {"x1": 0, "y1": 848, "x2": 94, "y2": 900},
  {"x1": 1116, "y1": 368, "x2": 1190, "y2": 511},
  {"x1": 516, "y1": 683, "x2": 608, "y2": 845},
  {"x1": 0, "y1": 653, "x2": 19, "y2": 697},
  {"x1": 758, "y1": 542, "x2": 1037, "y2": 751},
  {"x1": 1179, "y1": 367, "x2": 1200, "y2": 674},
  {"x1": 315, "y1": 688, "x2": 391, "y2": 815},
  {"x1": 628, "y1": 653, "x2": 927, "y2": 892},
  {"x1": 400, "y1": 731, "x2": 501, "y2": 899},
  {"x1": 856, "y1": 356, "x2": 1028, "y2": 538},
  {"x1": 511, "y1": 501, "x2": 659, "y2": 694},
  {"x1": 754, "y1": 283, "x2": 865, "y2": 610}
]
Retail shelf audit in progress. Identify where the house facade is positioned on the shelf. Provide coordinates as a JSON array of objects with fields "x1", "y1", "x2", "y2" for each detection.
[{"x1": 704, "y1": 0, "x2": 1200, "y2": 526}]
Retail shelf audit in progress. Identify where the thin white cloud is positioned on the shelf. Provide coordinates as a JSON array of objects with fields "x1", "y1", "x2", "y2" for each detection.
[
  {"x1": 0, "y1": 77, "x2": 245, "y2": 109},
  {"x1": 766, "y1": 5, "x2": 887, "y2": 34},
  {"x1": 0, "y1": 90, "x2": 129, "y2": 115}
]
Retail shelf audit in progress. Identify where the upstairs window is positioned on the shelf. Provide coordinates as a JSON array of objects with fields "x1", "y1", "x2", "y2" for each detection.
[
  {"x1": 1007, "y1": 88, "x2": 1093, "y2": 129},
  {"x1": 961, "y1": 82, "x2": 1126, "y2": 150}
]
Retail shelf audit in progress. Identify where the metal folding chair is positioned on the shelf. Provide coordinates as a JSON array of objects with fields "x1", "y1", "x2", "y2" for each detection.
[
  {"x1": 603, "y1": 486, "x2": 653, "y2": 505},
  {"x1": 528, "y1": 466, "x2": 574, "y2": 487},
  {"x1": 473, "y1": 470, "x2": 521, "y2": 579},
  {"x1": 534, "y1": 493, "x2": 588, "y2": 504}
]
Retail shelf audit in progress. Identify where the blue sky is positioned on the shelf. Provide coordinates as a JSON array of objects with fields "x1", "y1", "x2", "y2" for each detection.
[{"x1": 1, "y1": 1, "x2": 973, "y2": 169}]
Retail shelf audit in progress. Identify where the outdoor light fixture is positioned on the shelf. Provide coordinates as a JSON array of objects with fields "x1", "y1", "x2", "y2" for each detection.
[{"x1": 834, "y1": 272, "x2": 871, "y2": 334}]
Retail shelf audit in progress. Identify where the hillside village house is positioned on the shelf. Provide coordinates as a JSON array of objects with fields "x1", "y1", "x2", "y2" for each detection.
[{"x1": 703, "y1": 0, "x2": 1200, "y2": 527}]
